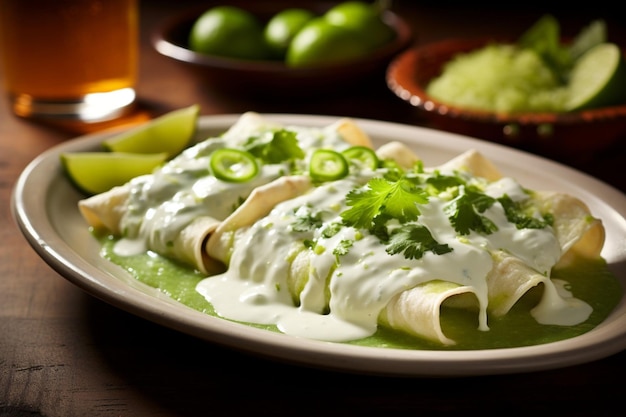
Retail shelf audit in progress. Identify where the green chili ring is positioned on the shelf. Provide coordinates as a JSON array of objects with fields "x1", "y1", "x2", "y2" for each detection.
[
  {"x1": 342, "y1": 145, "x2": 379, "y2": 171},
  {"x1": 309, "y1": 149, "x2": 349, "y2": 182},
  {"x1": 209, "y1": 148, "x2": 259, "y2": 183}
]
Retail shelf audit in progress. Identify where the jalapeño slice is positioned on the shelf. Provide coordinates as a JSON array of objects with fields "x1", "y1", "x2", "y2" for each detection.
[
  {"x1": 209, "y1": 148, "x2": 259, "y2": 182},
  {"x1": 309, "y1": 149, "x2": 349, "y2": 182},
  {"x1": 342, "y1": 145, "x2": 379, "y2": 171}
]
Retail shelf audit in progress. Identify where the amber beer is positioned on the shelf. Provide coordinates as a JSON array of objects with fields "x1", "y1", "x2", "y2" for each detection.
[{"x1": 0, "y1": 0, "x2": 138, "y2": 121}]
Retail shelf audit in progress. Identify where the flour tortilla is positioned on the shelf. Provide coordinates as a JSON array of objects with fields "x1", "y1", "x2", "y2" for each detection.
[
  {"x1": 379, "y1": 281, "x2": 480, "y2": 345},
  {"x1": 205, "y1": 175, "x2": 313, "y2": 264},
  {"x1": 276, "y1": 150, "x2": 604, "y2": 345},
  {"x1": 78, "y1": 183, "x2": 132, "y2": 235},
  {"x1": 436, "y1": 148, "x2": 503, "y2": 180},
  {"x1": 375, "y1": 141, "x2": 421, "y2": 169},
  {"x1": 77, "y1": 115, "x2": 605, "y2": 346},
  {"x1": 77, "y1": 114, "x2": 372, "y2": 273},
  {"x1": 375, "y1": 186, "x2": 604, "y2": 345},
  {"x1": 328, "y1": 118, "x2": 374, "y2": 148},
  {"x1": 168, "y1": 216, "x2": 224, "y2": 274}
]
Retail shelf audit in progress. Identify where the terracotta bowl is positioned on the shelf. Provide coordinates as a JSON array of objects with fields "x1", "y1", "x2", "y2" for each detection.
[
  {"x1": 386, "y1": 38, "x2": 626, "y2": 161},
  {"x1": 152, "y1": 1, "x2": 413, "y2": 96}
]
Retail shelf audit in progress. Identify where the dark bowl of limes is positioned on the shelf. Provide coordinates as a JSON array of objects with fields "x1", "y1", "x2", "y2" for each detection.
[
  {"x1": 152, "y1": 0, "x2": 413, "y2": 96},
  {"x1": 386, "y1": 15, "x2": 626, "y2": 162}
]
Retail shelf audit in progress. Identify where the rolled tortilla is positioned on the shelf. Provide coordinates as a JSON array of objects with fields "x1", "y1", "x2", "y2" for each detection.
[
  {"x1": 276, "y1": 152, "x2": 604, "y2": 345},
  {"x1": 328, "y1": 118, "x2": 374, "y2": 148},
  {"x1": 206, "y1": 175, "x2": 313, "y2": 264},
  {"x1": 375, "y1": 141, "x2": 421, "y2": 170},
  {"x1": 379, "y1": 281, "x2": 480, "y2": 345},
  {"x1": 167, "y1": 216, "x2": 224, "y2": 275},
  {"x1": 78, "y1": 113, "x2": 368, "y2": 273},
  {"x1": 377, "y1": 190, "x2": 605, "y2": 344},
  {"x1": 437, "y1": 149, "x2": 503, "y2": 181},
  {"x1": 78, "y1": 183, "x2": 132, "y2": 234},
  {"x1": 535, "y1": 191, "x2": 605, "y2": 264}
]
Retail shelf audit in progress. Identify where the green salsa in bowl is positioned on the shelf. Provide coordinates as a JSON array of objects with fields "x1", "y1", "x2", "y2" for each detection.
[{"x1": 386, "y1": 16, "x2": 626, "y2": 162}]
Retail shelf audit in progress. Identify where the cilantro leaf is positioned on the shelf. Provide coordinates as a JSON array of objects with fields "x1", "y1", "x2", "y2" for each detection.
[
  {"x1": 425, "y1": 171, "x2": 465, "y2": 192},
  {"x1": 445, "y1": 186, "x2": 498, "y2": 235},
  {"x1": 341, "y1": 179, "x2": 391, "y2": 228},
  {"x1": 370, "y1": 214, "x2": 391, "y2": 242},
  {"x1": 341, "y1": 177, "x2": 428, "y2": 229},
  {"x1": 385, "y1": 178, "x2": 428, "y2": 222},
  {"x1": 498, "y1": 195, "x2": 553, "y2": 229},
  {"x1": 245, "y1": 129, "x2": 305, "y2": 164},
  {"x1": 333, "y1": 239, "x2": 353, "y2": 257},
  {"x1": 291, "y1": 209, "x2": 323, "y2": 232},
  {"x1": 321, "y1": 222, "x2": 342, "y2": 238},
  {"x1": 386, "y1": 224, "x2": 453, "y2": 260}
]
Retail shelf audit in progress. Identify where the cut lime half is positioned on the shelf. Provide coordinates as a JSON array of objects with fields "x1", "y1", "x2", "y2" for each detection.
[
  {"x1": 566, "y1": 43, "x2": 626, "y2": 111},
  {"x1": 61, "y1": 152, "x2": 168, "y2": 195},
  {"x1": 103, "y1": 104, "x2": 199, "y2": 158}
]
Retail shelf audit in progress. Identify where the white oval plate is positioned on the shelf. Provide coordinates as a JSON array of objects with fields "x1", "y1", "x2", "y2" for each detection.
[{"x1": 12, "y1": 114, "x2": 626, "y2": 377}]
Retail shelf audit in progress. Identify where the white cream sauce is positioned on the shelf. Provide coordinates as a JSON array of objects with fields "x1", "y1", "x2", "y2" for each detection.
[
  {"x1": 196, "y1": 169, "x2": 592, "y2": 343},
  {"x1": 113, "y1": 124, "x2": 351, "y2": 258}
]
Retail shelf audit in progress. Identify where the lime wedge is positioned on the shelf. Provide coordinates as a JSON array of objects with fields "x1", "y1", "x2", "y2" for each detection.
[
  {"x1": 103, "y1": 104, "x2": 200, "y2": 157},
  {"x1": 61, "y1": 152, "x2": 168, "y2": 195},
  {"x1": 566, "y1": 43, "x2": 626, "y2": 111}
]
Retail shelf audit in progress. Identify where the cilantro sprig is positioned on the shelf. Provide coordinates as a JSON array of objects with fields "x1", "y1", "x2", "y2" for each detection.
[
  {"x1": 295, "y1": 168, "x2": 553, "y2": 263},
  {"x1": 444, "y1": 186, "x2": 498, "y2": 236},
  {"x1": 340, "y1": 173, "x2": 449, "y2": 260},
  {"x1": 498, "y1": 194, "x2": 554, "y2": 229},
  {"x1": 341, "y1": 176, "x2": 428, "y2": 229}
]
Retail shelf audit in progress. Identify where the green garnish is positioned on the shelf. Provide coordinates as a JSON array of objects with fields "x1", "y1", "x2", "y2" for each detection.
[
  {"x1": 321, "y1": 222, "x2": 342, "y2": 238},
  {"x1": 386, "y1": 224, "x2": 453, "y2": 260},
  {"x1": 336, "y1": 166, "x2": 556, "y2": 261},
  {"x1": 309, "y1": 149, "x2": 349, "y2": 182},
  {"x1": 291, "y1": 208, "x2": 323, "y2": 232},
  {"x1": 339, "y1": 174, "x2": 439, "y2": 261},
  {"x1": 342, "y1": 145, "x2": 379, "y2": 171},
  {"x1": 333, "y1": 239, "x2": 354, "y2": 258},
  {"x1": 209, "y1": 148, "x2": 259, "y2": 183},
  {"x1": 245, "y1": 129, "x2": 305, "y2": 164},
  {"x1": 444, "y1": 186, "x2": 498, "y2": 235},
  {"x1": 341, "y1": 176, "x2": 428, "y2": 229},
  {"x1": 425, "y1": 171, "x2": 465, "y2": 193},
  {"x1": 498, "y1": 194, "x2": 553, "y2": 229}
]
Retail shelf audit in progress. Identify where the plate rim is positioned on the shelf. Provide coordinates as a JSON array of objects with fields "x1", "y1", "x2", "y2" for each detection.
[{"x1": 11, "y1": 113, "x2": 626, "y2": 377}]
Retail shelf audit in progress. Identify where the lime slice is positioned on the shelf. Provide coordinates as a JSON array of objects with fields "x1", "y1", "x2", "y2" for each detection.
[
  {"x1": 566, "y1": 43, "x2": 626, "y2": 111},
  {"x1": 61, "y1": 152, "x2": 168, "y2": 195},
  {"x1": 103, "y1": 104, "x2": 199, "y2": 158}
]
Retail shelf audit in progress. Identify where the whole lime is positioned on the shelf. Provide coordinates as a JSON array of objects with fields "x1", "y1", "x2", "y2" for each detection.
[
  {"x1": 285, "y1": 17, "x2": 369, "y2": 67},
  {"x1": 264, "y1": 8, "x2": 315, "y2": 59},
  {"x1": 188, "y1": 6, "x2": 270, "y2": 60},
  {"x1": 324, "y1": 1, "x2": 394, "y2": 50}
]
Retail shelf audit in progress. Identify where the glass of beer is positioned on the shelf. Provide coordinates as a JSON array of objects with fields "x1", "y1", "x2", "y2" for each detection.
[{"x1": 0, "y1": 0, "x2": 138, "y2": 122}]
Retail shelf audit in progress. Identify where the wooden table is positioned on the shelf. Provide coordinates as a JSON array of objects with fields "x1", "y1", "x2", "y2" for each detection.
[{"x1": 2, "y1": 1, "x2": 625, "y2": 416}]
